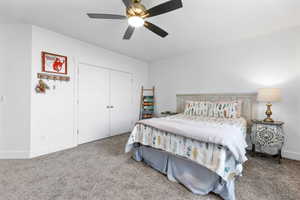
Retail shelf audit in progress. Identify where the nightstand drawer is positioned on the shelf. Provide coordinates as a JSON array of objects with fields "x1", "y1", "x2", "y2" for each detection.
[{"x1": 253, "y1": 124, "x2": 284, "y2": 146}]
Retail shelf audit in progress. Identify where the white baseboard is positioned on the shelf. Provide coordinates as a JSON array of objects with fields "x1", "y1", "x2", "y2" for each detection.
[
  {"x1": 30, "y1": 147, "x2": 50, "y2": 158},
  {"x1": 0, "y1": 150, "x2": 30, "y2": 159},
  {"x1": 283, "y1": 150, "x2": 300, "y2": 161}
]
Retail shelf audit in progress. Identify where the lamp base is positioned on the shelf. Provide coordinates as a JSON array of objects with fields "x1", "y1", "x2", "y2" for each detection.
[
  {"x1": 263, "y1": 117, "x2": 274, "y2": 123},
  {"x1": 264, "y1": 103, "x2": 274, "y2": 123}
]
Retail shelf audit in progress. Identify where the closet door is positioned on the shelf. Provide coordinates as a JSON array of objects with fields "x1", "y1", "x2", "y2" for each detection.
[
  {"x1": 78, "y1": 64, "x2": 110, "y2": 144},
  {"x1": 110, "y1": 70, "x2": 133, "y2": 135}
]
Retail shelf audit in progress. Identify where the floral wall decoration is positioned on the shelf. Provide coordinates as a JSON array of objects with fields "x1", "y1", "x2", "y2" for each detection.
[{"x1": 42, "y1": 52, "x2": 68, "y2": 75}]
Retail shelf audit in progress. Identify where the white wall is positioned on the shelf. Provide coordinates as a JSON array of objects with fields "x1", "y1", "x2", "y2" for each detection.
[
  {"x1": 0, "y1": 24, "x2": 32, "y2": 158},
  {"x1": 149, "y1": 26, "x2": 300, "y2": 160},
  {"x1": 0, "y1": 15, "x2": 18, "y2": 24},
  {"x1": 30, "y1": 26, "x2": 148, "y2": 157},
  {"x1": 0, "y1": 24, "x2": 148, "y2": 158}
]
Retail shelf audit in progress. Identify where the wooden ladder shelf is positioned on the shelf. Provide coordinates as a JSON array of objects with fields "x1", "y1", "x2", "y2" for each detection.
[{"x1": 139, "y1": 86, "x2": 155, "y2": 120}]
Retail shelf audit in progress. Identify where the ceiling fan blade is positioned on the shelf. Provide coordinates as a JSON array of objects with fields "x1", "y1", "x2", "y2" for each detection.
[
  {"x1": 146, "y1": 0, "x2": 183, "y2": 18},
  {"x1": 122, "y1": 0, "x2": 132, "y2": 8},
  {"x1": 144, "y1": 21, "x2": 168, "y2": 38},
  {"x1": 123, "y1": 26, "x2": 135, "y2": 40},
  {"x1": 87, "y1": 13, "x2": 127, "y2": 19}
]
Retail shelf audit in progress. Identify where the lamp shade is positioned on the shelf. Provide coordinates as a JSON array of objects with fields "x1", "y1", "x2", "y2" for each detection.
[{"x1": 257, "y1": 88, "x2": 282, "y2": 102}]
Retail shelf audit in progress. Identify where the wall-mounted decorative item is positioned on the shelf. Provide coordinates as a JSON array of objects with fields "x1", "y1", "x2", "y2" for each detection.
[
  {"x1": 37, "y1": 73, "x2": 70, "y2": 82},
  {"x1": 35, "y1": 80, "x2": 50, "y2": 93},
  {"x1": 42, "y1": 52, "x2": 68, "y2": 74}
]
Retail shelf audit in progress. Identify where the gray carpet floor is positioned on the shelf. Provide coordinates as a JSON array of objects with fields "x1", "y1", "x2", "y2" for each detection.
[{"x1": 0, "y1": 134, "x2": 299, "y2": 200}]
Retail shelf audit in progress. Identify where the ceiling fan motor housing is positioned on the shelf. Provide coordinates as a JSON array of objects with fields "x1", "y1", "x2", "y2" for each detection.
[{"x1": 127, "y1": 0, "x2": 148, "y2": 18}]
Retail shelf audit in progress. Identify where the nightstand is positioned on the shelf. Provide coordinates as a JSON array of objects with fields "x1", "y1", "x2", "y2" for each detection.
[{"x1": 251, "y1": 120, "x2": 285, "y2": 163}]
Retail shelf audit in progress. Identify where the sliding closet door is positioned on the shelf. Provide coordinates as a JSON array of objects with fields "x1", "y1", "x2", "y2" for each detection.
[
  {"x1": 78, "y1": 64, "x2": 110, "y2": 144},
  {"x1": 110, "y1": 70, "x2": 133, "y2": 135}
]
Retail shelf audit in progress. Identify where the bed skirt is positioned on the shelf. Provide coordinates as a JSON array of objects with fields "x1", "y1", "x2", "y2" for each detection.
[{"x1": 132, "y1": 145, "x2": 236, "y2": 200}]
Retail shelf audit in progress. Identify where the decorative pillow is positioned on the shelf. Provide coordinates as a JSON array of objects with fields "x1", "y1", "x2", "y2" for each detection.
[
  {"x1": 183, "y1": 101, "x2": 192, "y2": 115},
  {"x1": 200, "y1": 101, "x2": 212, "y2": 116},
  {"x1": 184, "y1": 101, "x2": 196, "y2": 116},
  {"x1": 184, "y1": 101, "x2": 211, "y2": 116},
  {"x1": 211, "y1": 100, "x2": 242, "y2": 118},
  {"x1": 184, "y1": 100, "x2": 242, "y2": 118}
]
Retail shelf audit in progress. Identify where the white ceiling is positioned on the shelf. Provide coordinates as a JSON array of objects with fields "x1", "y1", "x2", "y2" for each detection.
[{"x1": 1, "y1": 0, "x2": 300, "y2": 62}]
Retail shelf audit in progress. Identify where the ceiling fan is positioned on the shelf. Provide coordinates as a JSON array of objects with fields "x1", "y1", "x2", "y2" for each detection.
[{"x1": 87, "y1": 0, "x2": 183, "y2": 40}]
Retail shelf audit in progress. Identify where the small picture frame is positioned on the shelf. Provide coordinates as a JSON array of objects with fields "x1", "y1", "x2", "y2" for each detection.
[{"x1": 42, "y1": 52, "x2": 68, "y2": 75}]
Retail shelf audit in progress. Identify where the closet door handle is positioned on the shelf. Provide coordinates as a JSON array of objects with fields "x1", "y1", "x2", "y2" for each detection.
[
  {"x1": 111, "y1": 106, "x2": 114, "y2": 109},
  {"x1": 106, "y1": 106, "x2": 110, "y2": 109}
]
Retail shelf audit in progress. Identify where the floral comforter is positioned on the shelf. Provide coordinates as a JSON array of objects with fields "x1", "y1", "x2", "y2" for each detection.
[{"x1": 125, "y1": 114, "x2": 248, "y2": 181}]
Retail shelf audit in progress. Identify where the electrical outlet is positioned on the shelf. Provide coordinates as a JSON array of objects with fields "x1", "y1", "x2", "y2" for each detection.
[{"x1": 0, "y1": 96, "x2": 4, "y2": 102}]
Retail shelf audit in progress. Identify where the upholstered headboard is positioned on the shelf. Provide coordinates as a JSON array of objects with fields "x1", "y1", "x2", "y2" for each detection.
[{"x1": 176, "y1": 93, "x2": 257, "y2": 125}]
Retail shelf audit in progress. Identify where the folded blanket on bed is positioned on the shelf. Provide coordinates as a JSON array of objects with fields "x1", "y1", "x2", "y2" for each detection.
[{"x1": 131, "y1": 114, "x2": 247, "y2": 163}]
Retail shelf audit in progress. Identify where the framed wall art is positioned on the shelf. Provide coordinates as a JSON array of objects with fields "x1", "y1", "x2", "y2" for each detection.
[{"x1": 42, "y1": 52, "x2": 68, "y2": 75}]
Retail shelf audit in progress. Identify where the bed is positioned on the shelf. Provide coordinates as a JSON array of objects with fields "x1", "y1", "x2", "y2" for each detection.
[{"x1": 125, "y1": 93, "x2": 257, "y2": 200}]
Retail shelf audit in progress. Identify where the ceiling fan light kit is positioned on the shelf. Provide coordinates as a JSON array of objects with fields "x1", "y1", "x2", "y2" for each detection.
[
  {"x1": 128, "y1": 16, "x2": 144, "y2": 27},
  {"x1": 87, "y1": 0, "x2": 183, "y2": 40}
]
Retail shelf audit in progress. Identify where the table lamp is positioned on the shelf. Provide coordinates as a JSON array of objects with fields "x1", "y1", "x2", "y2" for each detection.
[{"x1": 257, "y1": 88, "x2": 282, "y2": 122}]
